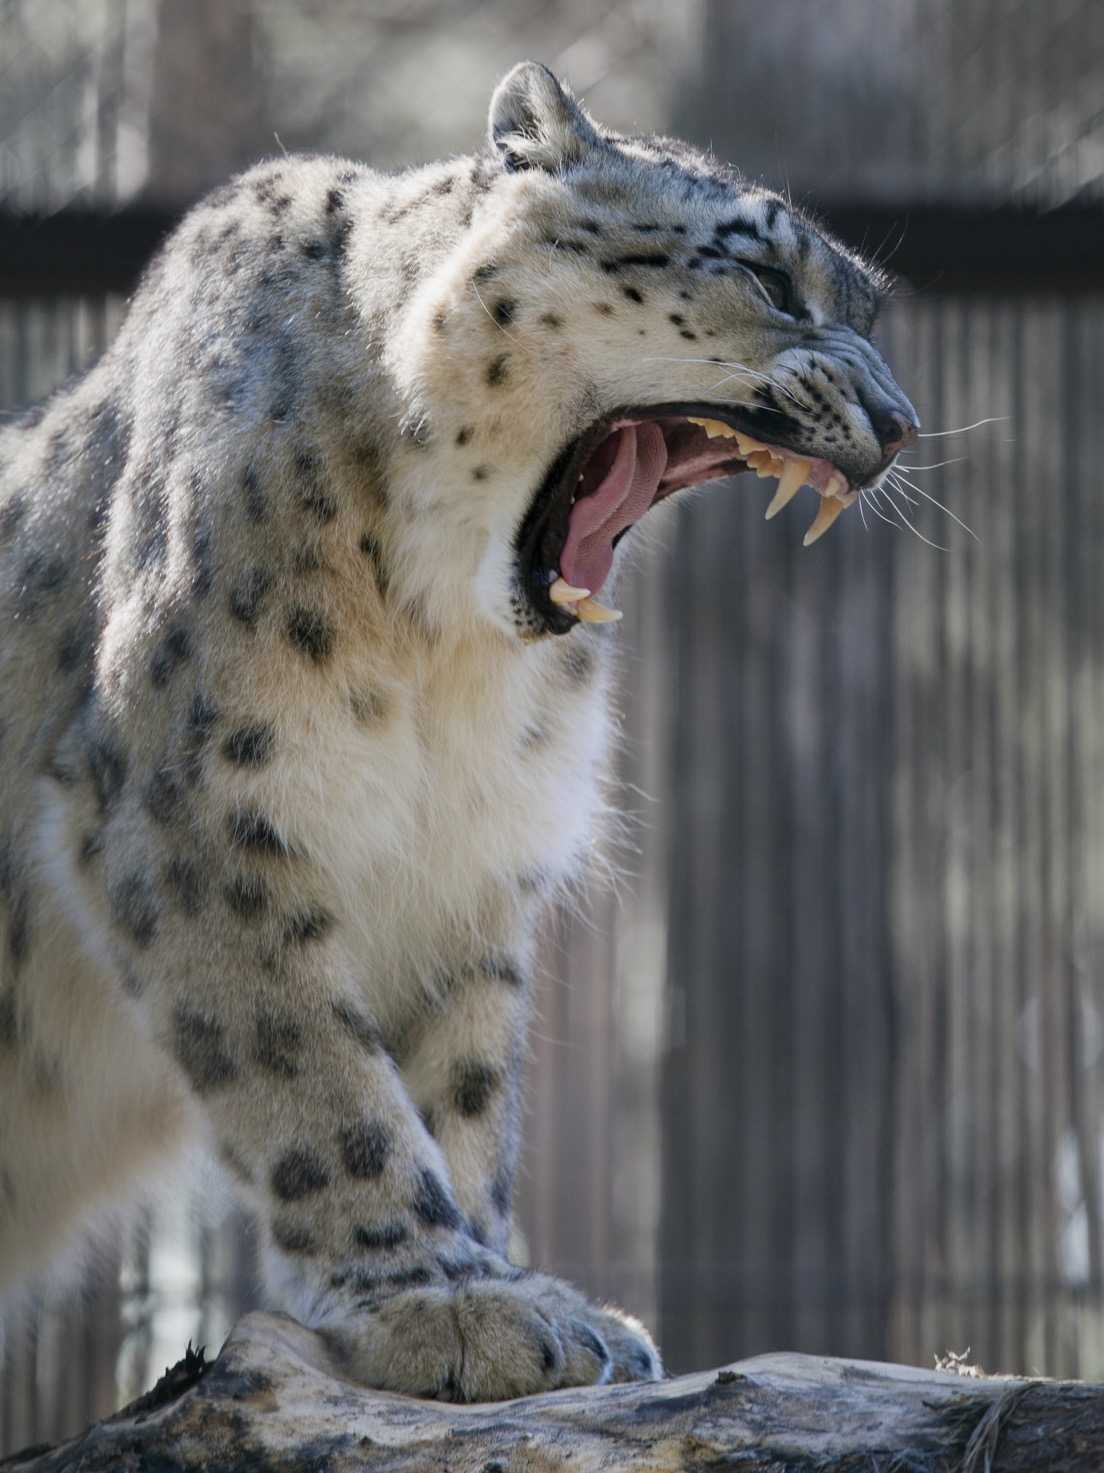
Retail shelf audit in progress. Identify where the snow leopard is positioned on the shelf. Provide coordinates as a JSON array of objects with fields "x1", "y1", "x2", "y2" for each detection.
[{"x1": 0, "y1": 62, "x2": 917, "y2": 1400}]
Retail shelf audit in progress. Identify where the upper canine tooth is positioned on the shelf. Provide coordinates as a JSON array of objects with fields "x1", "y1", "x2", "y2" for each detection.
[
  {"x1": 549, "y1": 577, "x2": 591, "y2": 605},
  {"x1": 765, "y1": 459, "x2": 809, "y2": 520},
  {"x1": 803, "y1": 496, "x2": 845, "y2": 547},
  {"x1": 575, "y1": 595, "x2": 623, "y2": 623}
]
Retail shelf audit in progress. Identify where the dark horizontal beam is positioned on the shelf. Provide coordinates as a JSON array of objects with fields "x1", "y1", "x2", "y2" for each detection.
[
  {"x1": 0, "y1": 209, "x2": 176, "y2": 295},
  {"x1": 822, "y1": 203, "x2": 1104, "y2": 294},
  {"x1": 0, "y1": 203, "x2": 1102, "y2": 297}
]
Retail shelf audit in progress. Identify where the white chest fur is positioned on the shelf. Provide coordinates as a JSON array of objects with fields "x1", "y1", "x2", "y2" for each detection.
[{"x1": 253, "y1": 634, "x2": 612, "y2": 1025}]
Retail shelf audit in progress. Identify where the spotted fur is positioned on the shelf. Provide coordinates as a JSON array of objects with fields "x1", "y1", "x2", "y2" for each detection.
[{"x1": 0, "y1": 62, "x2": 914, "y2": 1400}]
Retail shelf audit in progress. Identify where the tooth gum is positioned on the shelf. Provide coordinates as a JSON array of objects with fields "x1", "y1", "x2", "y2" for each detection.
[
  {"x1": 688, "y1": 416, "x2": 851, "y2": 501},
  {"x1": 686, "y1": 413, "x2": 858, "y2": 545}
]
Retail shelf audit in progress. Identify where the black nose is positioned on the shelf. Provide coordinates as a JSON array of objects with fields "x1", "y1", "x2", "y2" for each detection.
[{"x1": 868, "y1": 404, "x2": 919, "y2": 457}]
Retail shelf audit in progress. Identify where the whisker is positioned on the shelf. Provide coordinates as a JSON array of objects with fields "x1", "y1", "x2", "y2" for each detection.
[
  {"x1": 641, "y1": 354, "x2": 774, "y2": 379},
  {"x1": 708, "y1": 369, "x2": 773, "y2": 392},
  {"x1": 692, "y1": 385, "x2": 787, "y2": 416},
  {"x1": 731, "y1": 365, "x2": 810, "y2": 410},
  {"x1": 698, "y1": 368, "x2": 765, "y2": 390},
  {"x1": 857, "y1": 490, "x2": 870, "y2": 531},
  {"x1": 869, "y1": 217, "x2": 908, "y2": 272},
  {"x1": 889, "y1": 471, "x2": 980, "y2": 542},
  {"x1": 916, "y1": 416, "x2": 1008, "y2": 438},
  {"x1": 862, "y1": 488, "x2": 902, "y2": 533},
  {"x1": 880, "y1": 484, "x2": 949, "y2": 550},
  {"x1": 640, "y1": 355, "x2": 808, "y2": 409},
  {"x1": 641, "y1": 354, "x2": 755, "y2": 371},
  {"x1": 706, "y1": 377, "x2": 791, "y2": 412},
  {"x1": 884, "y1": 472, "x2": 918, "y2": 507},
  {"x1": 896, "y1": 456, "x2": 967, "y2": 471},
  {"x1": 639, "y1": 357, "x2": 764, "y2": 398}
]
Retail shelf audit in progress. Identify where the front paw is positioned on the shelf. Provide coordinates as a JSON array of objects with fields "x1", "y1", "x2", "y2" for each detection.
[
  {"x1": 521, "y1": 1271, "x2": 662, "y2": 1387},
  {"x1": 328, "y1": 1271, "x2": 661, "y2": 1401}
]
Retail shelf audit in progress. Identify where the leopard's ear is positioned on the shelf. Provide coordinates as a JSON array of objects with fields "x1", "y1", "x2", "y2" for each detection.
[{"x1": 488, "y1": 62, "x2": 600, "y2": 173}]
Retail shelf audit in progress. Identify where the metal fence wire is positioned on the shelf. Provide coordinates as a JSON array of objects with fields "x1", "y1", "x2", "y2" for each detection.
[{"x1": 3, "y1": 0, "x2": 1104, "y2": 1455}]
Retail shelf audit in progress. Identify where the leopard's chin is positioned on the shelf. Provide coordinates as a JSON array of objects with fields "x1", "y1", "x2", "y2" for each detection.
[{"x1": 513, "y1": 402, "x2": 861, "y2": 635}]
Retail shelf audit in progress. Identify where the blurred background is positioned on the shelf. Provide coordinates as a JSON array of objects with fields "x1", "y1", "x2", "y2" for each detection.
[{"x1": 3, "y1": 0, "x2": 1104, "y2": 1452}]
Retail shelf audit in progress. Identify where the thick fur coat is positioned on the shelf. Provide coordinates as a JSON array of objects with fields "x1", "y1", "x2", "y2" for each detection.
[{"x1": 0, "y1": 63, "x2": 915, "y2": 1398}]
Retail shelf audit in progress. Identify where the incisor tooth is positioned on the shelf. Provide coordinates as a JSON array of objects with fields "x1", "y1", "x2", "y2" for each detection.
[
  {"x1": 765, "y1": 458, "x2": 809, "y2": 520},
  {"x1": 803, "y1": 496, "x2": 845, "y2": 547},
  {"x1": 549, "y1": 577, "x2": 591, "y2": 605},
  {"x1": 575, "y1": 595, "x2": 623, "y2": 623}
]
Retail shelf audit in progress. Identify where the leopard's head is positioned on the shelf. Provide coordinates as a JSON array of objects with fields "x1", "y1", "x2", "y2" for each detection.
[{"x1": 391, "y1": 63, "x2": 917, "y2": 640}]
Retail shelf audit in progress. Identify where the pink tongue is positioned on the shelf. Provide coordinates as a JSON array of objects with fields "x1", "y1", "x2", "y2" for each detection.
[{"x1": 560, "y1": 423, "x2": 668, "y2": 595}]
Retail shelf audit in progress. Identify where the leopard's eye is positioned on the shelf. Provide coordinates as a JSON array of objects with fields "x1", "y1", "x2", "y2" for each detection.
[{"x1": 738, "y1": 261, "x2": 796, "y2": 317}]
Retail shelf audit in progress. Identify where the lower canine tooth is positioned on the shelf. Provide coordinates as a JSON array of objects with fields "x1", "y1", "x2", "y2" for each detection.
[
  {"x1": 803, "y1": 497, "x2": 845, "y2": 547},
  {"x1": 549, "y1": 577, "x2": 591, "y2": 605},
  {"x1": 575, "y1": 596, "x2": 622, "y2": 623},
  {"x1": 765, "y1": 459, "x2": 809, "y2": 520}
]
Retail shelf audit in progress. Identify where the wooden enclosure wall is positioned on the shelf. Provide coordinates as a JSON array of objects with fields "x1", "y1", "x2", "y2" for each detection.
[{"x1": 659, "y1": 295, "x2": 1104, "y2": 1381}]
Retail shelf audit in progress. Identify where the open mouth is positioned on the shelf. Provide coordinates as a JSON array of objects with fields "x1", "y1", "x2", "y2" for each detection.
[{"x1": 516, "y1": 403, "x2": 860, "y2": 631}]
